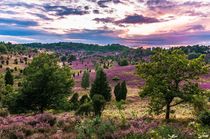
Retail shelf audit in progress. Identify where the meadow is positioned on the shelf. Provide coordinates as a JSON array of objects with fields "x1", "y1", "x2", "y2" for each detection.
[{"x1": 0, "y1": 43, "x2": 210, "y2": 139}]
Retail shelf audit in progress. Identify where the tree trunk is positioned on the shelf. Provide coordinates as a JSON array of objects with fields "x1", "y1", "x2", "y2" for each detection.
[{"x1": 165, "y1": 102, "x2": 170, "y2": 122}]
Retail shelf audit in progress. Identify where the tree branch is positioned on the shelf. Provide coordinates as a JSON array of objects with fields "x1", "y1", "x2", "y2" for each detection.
[{"x1": 170, "y1": 100, "x2": 185, "y2": 107}]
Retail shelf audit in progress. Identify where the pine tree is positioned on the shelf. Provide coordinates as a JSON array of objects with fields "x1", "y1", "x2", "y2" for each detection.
[
  {"x1": 114, "y1": 81, "x2": 127, "y2": 102},
  {"x1": 121, "y1": 81, "x2": 127, "y2": 100},
  {"x1": 114, "y1": 82, "x2": 121, "y2": 102},
  {"x1": 81, "y1": 70, "x2": 90, "y2": 89},
  {"x1": 4, "y1": 69, "x2": 13, "y2": 85},
  {"x1": 90, "y1": 68, "x2": 111, "y2": 101}
]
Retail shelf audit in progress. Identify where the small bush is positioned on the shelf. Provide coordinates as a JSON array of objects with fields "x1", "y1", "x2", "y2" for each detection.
[
  {"x1": 69, "y1": 93, "x2": 79, "y2": 110},
  {"x1": 149, "y1": 125, "x2": 185, "y2": 139},
  {"x1": 92, "y1": 94, "x2": 106, "y2": 116},
  {"x1": 75, "y1": 117, "x2": 116, "y2": 139},
  {"x1": 118, "y1": 59, "x2": 129, "y2": 66},
  {"x1": 198, "y1": 110, "x2": 210, "y2": 126},
  {"x1": 76, "y1": 102, "x2": 93, "y2": 116}
]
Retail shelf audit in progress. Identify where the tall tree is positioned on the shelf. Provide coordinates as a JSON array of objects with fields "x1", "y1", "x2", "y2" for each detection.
[
  {"x1": 121, "y1": 81, "x2": 127, "y2": 100},
  {"x1": 4, "y1": 69, "x2": 13, "y2": 85},
  {"x1": 81, "y1": 70, "x2": 90, "y2": 89},
  {"x1": 90, "y1": 68, "x2": 111, "y2": 101},
  {"x1": 137, "y1": 49, "x2": 208, "y2": 122},
  {"x1": 114, "y1": 81, "x2": 127, "y2": 102},
  {"x1": 114, "y1": 82, "x2": 121, "y2": 102},
  {"x1": 12, "y1": 53, "x2": 74, "y2": 113}
]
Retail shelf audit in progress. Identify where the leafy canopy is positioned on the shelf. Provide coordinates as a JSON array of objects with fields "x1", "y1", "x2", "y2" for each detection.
[
  {"x1": 12, "y1": 53, "x2": 74, "y2": 113},
  {"x1": 137, "y1": 49, "x2": 208, "y2": 120}
]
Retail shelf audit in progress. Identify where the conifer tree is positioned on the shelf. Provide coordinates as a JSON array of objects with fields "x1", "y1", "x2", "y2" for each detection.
[
  {"x1": 4, "y1": 69, "x2": 13, "y2": 86},
  {"x1": 81, "y1": 70, "x2": 90, "y2": 89},
  {"x1": 90, "y1": 68, "x2": 111, "y2": 101}
]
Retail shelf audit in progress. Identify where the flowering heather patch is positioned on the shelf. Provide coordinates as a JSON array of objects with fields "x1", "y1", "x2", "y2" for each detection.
[
  {"x1": 199, "y1": 82, "x2": 210, "y2": 89},
  {"x1": 0, "y1": 113, "x2": 79, "y2": 139},
  {"x1": 71, "y1": 60, "x2": 94, "y2": 70},
  {"x1": 112, "y1": 117, "x2": 160, "y2": 138},
  {"x1": 105, "y1": 65, "x2": 144, "y2": 88}
]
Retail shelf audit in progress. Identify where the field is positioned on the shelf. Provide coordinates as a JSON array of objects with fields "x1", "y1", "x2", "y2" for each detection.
[{"x1": 0, "y1": 51, "x2": 210, "y2": 139}]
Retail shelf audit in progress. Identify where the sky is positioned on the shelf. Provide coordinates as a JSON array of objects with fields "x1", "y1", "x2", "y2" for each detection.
[{"x1": 0, "y1": 0, "x2": 210, "y2": 47}]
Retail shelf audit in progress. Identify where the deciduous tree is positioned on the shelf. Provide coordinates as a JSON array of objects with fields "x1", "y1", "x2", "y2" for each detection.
[{"x1": 137, "y1": 49, "x2": 208, "y2": 122}]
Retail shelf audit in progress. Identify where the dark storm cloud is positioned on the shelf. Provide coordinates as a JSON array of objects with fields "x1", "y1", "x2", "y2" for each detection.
[
  {"x1": 43, "y1": 5, "x2": 89, "y2": 16},
  {"x1": 0, "y1": 18, "x2": 38, "y2": 27}
]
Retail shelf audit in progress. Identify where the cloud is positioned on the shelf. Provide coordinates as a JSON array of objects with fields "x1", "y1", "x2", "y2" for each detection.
[
  {"x1": 43, "y1": 5, "x2": 89, "y2": 16},
  {"x1": 0, "y1": 25, "x2": 46, "y2": 36},
  {"x1": 94, "y1": 14, "x2": 160, "y2": 25},
  {"x1": 65, "y1": 29, "x2": 121, "y2": 44},
  {"x1": 94, "y1": 17, "x2": 115, "y2": 23},
  {"x1": 146, "y1": 0, "x2": 174, "y2": 10},
  {"x1": 0, "y1": 18, "x2": 38, "y2": 27},
  {"x1": 116, "y1": 14, "x2": 160, "y2": 24}
]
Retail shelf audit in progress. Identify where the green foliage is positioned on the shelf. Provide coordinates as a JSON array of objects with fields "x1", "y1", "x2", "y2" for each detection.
[
  {"x1": 137, "y1": 49, "x2": 208, "y2": 121},
  {"x1": 115, "y1": 100, "x2": 127, "y2": 127},
  {"x1": 90, "y1": 68, "x2": 111, "y2": 101},
  {"x1": 79, "y1": 94, "x2": 90, "y2": 105},
  {"x1": 189, "y1": 122, "x2": 210, "y2": 139},
  {"x1": 10, "y1": 53, "x2": 74, "y2": 113},
  {"x1": 92, "y1": 94, "x2": 106, "y2": 116},
  {"x1": 0, "y1": 44, "x2": 8, "y2": 53},
  {"x1": 75, "y1": 102, "x2": 93, "y2": 116},
  {"x1": 4, "y1": 69, "x2": 14, "y2": 85},
  {"x1": 81, "y1": 70, "x2": 90, "y2": 89},
  {"x1": 114, "y1": 82, "x2": 121, "y2": 101},
  {"x1": 121, "y1": 81, "x2": 127, "y2": 100},
  {"x1": 0, "y1": 74, "x2": 5, "y2": 107},
  {"x1": 114, "y1": 81, "x2": 127, "y2": 102},
  {"x1": 75, "y1": 117, "x2": 116, "y2": 139},
  {"x1": 69, "y1": 93, "x2": 79, "y2": 110},
  {"x1": 149, "y1": 125, "x2": 186, "y2": 139},
  {"x1": 24, "y1": 42, "x2": 130, "y2": 52},
  {"x1": 198, "y1": 110, "x2": 210, "y2": 126},
  {"x1": 118, "y1": 59, "x2": 129, "y2": 66},
  {"x1": 67, "y1": 55, "x2": 76, "y2": 62}
]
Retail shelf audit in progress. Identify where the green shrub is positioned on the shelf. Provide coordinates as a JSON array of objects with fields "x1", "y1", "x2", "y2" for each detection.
[
  {"x1": 149, "y1": 125, "x2": 185, "y2": 139},
  {"x1": 92, "y1": 94, "x2": 106, "y2": 116},
  {"x1": 79, "y1": 94, "x2": 90, "y2": 105},
  {"x1": 76, "y1": 102, "x2": 93, "y2": 116},
  {"x1": 75, "y1": 117, "x2": 116, "y2": 139},
  {"x1": 118, "y1": 59, "x2": 129, "y2": 66},
  {"x1": 69, "y1": 93, "x2": 79, "y2": 110},
  {"x1": 198, "y1": 110, "x2": 210, "y2": 126}
]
